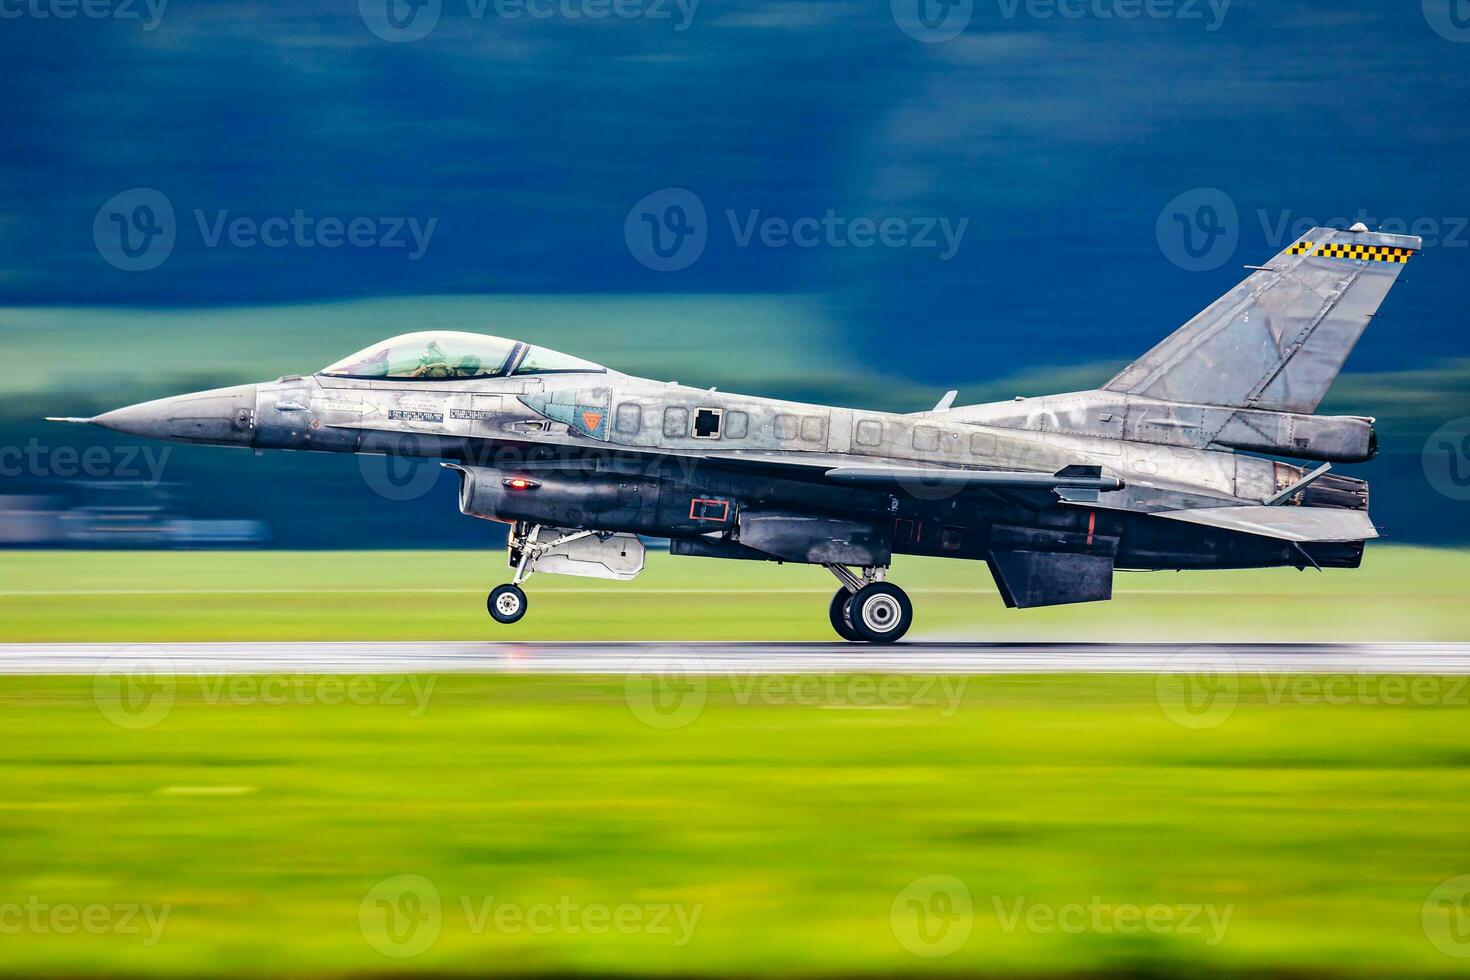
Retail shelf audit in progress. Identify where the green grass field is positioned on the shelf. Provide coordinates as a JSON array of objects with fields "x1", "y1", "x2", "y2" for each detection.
[
  {"x1": 3, "y1": 548, "x2": 1469, "y2": 977},
  {"x1": 1, "y1": 673, "x2": 1469, "y2": 976},
  {"x1": 1, "y1": 545, "x2": 1467, "y2": 642}
]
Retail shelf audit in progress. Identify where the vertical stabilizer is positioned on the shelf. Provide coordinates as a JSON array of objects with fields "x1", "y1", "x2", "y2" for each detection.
[{"x1": 1105, "y1": 224, "x2": 1419, "y2": 412}]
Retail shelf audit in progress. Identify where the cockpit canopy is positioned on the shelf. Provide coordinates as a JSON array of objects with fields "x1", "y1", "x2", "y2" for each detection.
[{"x1": 320, "y1": 331, "x2": 605, "y2": 381}]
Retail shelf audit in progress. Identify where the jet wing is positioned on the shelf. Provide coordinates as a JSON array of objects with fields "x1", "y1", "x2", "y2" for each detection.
[
  {"x1": 1153, "y1": 505, "x2": 1377, "y2": 542},
  {"x1": 689, "y1": 452, "x2": 1125, "y2": 503}
]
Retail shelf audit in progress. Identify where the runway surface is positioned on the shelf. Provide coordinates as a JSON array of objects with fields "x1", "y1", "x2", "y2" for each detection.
[{"x1": 2, "y1": 642, "x2": 1470, "y2": 674}]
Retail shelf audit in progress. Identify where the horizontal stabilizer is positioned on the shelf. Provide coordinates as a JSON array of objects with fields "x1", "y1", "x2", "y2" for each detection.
[{"x1": 1155, "y1": 505, "x2": 1377, "y2": 543}]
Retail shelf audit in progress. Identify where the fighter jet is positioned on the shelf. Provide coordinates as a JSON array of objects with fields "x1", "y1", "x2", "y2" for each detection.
[{"x1": 52, "y1": 224, "x2": 1415, "y2": 642}]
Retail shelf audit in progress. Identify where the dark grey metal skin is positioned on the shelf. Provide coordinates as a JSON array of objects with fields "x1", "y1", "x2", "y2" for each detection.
[{"x1": 52, "y1": 224, "x2": 1418, "y2": 641}]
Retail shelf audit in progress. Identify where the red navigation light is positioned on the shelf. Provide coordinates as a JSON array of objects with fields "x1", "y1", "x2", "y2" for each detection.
[{"x1": 503, "y1": 477, "x2": 538, "y2": 491}]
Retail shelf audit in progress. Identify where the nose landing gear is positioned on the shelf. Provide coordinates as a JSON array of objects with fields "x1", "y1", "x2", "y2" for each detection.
[
  {"x1": 486, "y1": 521, "x2": 579, "y2": 626},
  {"x1": 825, "y1": 565, "x2": 912, "y2": 644}
]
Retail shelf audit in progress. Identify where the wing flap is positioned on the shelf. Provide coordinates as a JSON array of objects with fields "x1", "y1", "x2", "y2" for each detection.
[{"x1": 1154, "y1": 505, "x2": 1377, "y2": 542}]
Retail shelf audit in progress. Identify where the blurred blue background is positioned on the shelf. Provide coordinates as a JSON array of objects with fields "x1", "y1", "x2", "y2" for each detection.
[{"x1": 1, "y1": 0, "x2": 1467, "y2": 546}]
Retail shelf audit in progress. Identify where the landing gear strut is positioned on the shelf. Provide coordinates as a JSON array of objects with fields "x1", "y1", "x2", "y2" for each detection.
[
  {"x1": 825, "y1": 565, "x2": 912, "y2": 644},
  {"x1": 486, "y1": 522, "x2": 597, "y2": 626}
]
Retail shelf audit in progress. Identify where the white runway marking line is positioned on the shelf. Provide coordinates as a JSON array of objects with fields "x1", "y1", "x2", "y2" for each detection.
[
  {"x1": 3, "y1": 642, "x2": 1470, "y2": 675},
  {"x1": 0, "y1": 587, "x2": 832, "y2": 596},
  {"x1": 1, "y1": 587, "x2": 1322, "y2": 597}
]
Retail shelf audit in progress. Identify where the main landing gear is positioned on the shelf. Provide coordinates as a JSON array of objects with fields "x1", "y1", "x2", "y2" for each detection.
[
  {"x1": 825, "y1": 564, "x2": 912, "y2": 644},
  {"x1": 488, "y1": 583, "x2": 528, "y2": 624}
]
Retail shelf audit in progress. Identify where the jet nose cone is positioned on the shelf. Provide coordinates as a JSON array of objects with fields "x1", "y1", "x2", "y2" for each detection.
[{"x1": 93, "y1": 383, "x2": 258, "y2": 446}]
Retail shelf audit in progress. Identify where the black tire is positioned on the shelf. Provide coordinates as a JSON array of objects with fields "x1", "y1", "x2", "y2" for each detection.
[
  {"x1": 487, "y1": 583, "x2": 528, "y2": 624},
  {"x1": 844, "y1": 582, "x2": 912, "y2": 644},
  {"x1": 828, "y1": 589, "x2": 864, "y2": 642}
]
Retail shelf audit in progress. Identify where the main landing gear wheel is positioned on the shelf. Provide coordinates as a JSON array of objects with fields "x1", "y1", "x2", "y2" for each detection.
[
  {"x1": 487, "y1": 583, "x2": 528, "y2": 624},
  {"x1": 844, "y1": 582, "x2": 913, "y2": 644},
  {"x1": 828, "y1": 589, "x2": 864, "y2": 642}
]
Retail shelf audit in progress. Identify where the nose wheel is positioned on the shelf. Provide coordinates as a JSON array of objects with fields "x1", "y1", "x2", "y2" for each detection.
[
  {"x1": 825, "y1": 565, "x2": 912, "y2": 644},
  {"x1": 487, "y1": 583, "x2": 528, "y2": 624}
]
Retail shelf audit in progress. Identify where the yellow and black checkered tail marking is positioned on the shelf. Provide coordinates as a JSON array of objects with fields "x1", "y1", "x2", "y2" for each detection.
[{"x1": 1287, "y1": 240, "x2": 1414, "y2": 263}]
